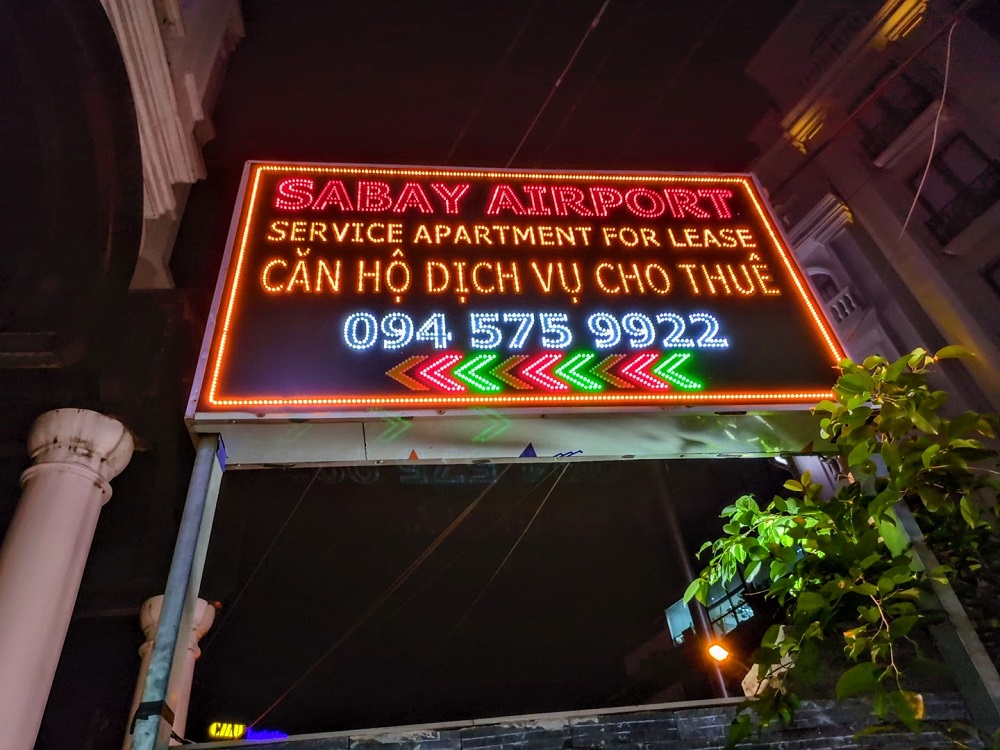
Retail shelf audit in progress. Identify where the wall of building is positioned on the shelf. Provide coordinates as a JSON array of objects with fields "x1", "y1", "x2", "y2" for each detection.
[
  {"x1": 747, "y1": 0, "x2": 1000, "y2": 413},
  {"x1": 101, "y1": 0, "x2": 243, "y2": 288},
  {"x1": 184, "y1": 694, "x2": 982, "y2": 750}
]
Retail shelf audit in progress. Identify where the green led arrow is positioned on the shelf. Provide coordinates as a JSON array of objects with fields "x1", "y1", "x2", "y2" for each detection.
[
  {"x1": 376, "y1": 416, "x2": 412, "y2": 442},
  {"x1": 553, "y1": 351, "x2": 603, "y2": 391},
  {"x1": 472, "y1": 409, "x2": 512, "y2": 442},
  {"x1": 653, "y1": 352, "x2": 703, "y2": 390},
  {"x1": 452, "y1": 353, "x2": 502, "y2": 393}
]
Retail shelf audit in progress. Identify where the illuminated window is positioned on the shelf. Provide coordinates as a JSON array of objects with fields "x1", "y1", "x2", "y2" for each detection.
[
  {"x1": 705, "y1": 578, "x2": 755, "y2": 636},
  {"x1": 664, "y1": 568, "x2": 762, "y2": 647},
  {"x1": 908, "y1": 134, "x2": 1000, "y2": 245}
]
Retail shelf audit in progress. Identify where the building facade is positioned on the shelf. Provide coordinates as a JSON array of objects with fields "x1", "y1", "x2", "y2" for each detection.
[
  {"x1": 0, "y1": 1, "x2": 242, "y2": 748},
  {"x1": 746, "y1": 0, "x2": 1000, "y2": 413}
]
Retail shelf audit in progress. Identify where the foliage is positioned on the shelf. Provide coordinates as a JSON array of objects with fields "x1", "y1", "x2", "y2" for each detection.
[{"x1": 683, "y1": 347, "x2": 1000, "y2": 746}]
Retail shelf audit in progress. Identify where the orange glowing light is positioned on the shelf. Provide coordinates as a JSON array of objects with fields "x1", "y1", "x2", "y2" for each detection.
[{"x1": 708, "y1": 644, "x2": 731, "y2": 662}]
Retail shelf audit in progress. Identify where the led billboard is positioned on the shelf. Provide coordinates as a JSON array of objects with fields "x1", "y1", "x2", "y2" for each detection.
[{"x1": 191, "y1": 163, "x2": 842, "y2": 418}]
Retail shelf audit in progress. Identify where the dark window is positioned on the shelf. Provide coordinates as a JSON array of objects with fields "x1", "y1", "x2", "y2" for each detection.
[
  {"x1": 909, "y1": 134, "x2": 1000, "y2": 245},
  {"x1": 810, "y1": 273, "x2": 840, "y2": 303},
  {"x1": 853, "y1": 68, "x2": 935, "y2": 157},
  {"x1": 983, "y1": 257, "x2": 1000, "y2": 299}
]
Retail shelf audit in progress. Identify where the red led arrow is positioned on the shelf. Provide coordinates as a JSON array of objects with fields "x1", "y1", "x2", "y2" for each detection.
[
  {"x1": 618, "y1": 352, "x2": 670, "y2": 390},
  {"x1": 413, "y1": 353, "x2": 465, "y2": 392},
  {"x1": 518, "y1": 353, "x2": 569, "y2": 391},
  {"x1": 385, "y1": 355, "x2": 430, "y2": 391}
]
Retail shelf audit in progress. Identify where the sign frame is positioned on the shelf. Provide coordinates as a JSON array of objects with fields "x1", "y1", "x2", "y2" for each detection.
[{"x1": 186, "y1": 162, "x2": 843, "y2": 466}]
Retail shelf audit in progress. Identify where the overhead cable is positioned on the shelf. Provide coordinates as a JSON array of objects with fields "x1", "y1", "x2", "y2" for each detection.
[
  {"x1": 507, "y1": 0, "x2": 612, "y2": 167},
  {"x1": 248, "y1": 464, "x2": 512, "y2": 729},
  {"x1": 446, "y1": 0, "x2": 542, "y2": 164}
]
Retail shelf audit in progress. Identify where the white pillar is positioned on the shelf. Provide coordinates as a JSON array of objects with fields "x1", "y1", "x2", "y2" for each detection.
[
  {"x1": 125, "y1": 596, "x2": 215, "y2": 748},
  {"x1": 0, "y1": 409, "x2": 134, "y2": 750}
]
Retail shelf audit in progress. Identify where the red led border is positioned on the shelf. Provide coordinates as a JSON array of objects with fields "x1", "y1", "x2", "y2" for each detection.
[{"x1": 203, "y1": 164, "x2": 844, "y2": 411}]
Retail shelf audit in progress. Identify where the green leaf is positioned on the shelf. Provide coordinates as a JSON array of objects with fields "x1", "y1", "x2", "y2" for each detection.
[
  {"x1": 921, "y1": 443, "x2": 940, "y2": 469},
  {"x1": 841, "y1": 407, "x2": 873, "y2": 431},
  {"x1": 863, "y1": 355, "x2": 887, "y2": 369},
  {"x1": 950, "y1": 438, "x2": 983, "y2": 449},
  {"x1": 846, "y1": 393, "x2": 869, "y2": 410},
  {"x1": 783, "y1": 479, "x2": 803, "y2": 492},
  {"x1": 934, "y1": 344, "x2": 972, "y2": 360},
  {"x1": 852, "y1": 582, "x2": 878, "y2": 596},
  {"x1": 876, "y1": 573, "x2": 897, "y2": 596},
  {"x1": 838, "y1": 373, "x2": 868, "y2": 393},
  {"x1": 769, "y1": 560, "x2": 789, "y2": 580},
  {"x1": 872, "y1": 687, "x2": 889, "y2": 719},
  {"x1": 884, "y1": 357, "x2": 908, "y2": 383},
  {"x1": 727, "y1": 713, "x2": 753, "y2": 748},
  {"x1": 814, "y1": 399, "x2": 840, "y2": 414},
  {"x1": 880, "y1": 442, "x2": 902, "y2": 472},
  {"x1": 836, "y1": 662, "x2": 878, "y2": 699},
  {"x1": 907, "y1": 404, "x2": 938, "y2": 434},
  {"x1": 916, "y1": 485, "x2": 944, "y2": 514},
  {"x1": 683, "y1": 578, "x2": 707, "y2": 604},
  {"x1": 762, "y1": 624, "x2": 783, "y2": 647},
  {"x1": 847, "y1": 440, "x2": 872, "y2": 467},
  {"x1": 889, "y1": 689, "x2": 923, "y2": 731},
  {"x1": 795, "y1": 591, "x2": 826, "y2": 616},
  {"x1": 846, "y1": 635, "x2": 870, "y2": 660},
  {"x1": 907, "y1": 348, "x2": 928, "y2": 368},
  {"x1": 889, "y1": 614, "x2": 921, "y2": 638},
  {"x1": 960, "y1": 495, "x2": 979, "y2": 527}
]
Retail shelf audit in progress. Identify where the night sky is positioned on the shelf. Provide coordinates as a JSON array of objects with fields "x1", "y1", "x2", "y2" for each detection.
[
  {"x1": 174, "y1": 0, "x2": 798, "y2": 742},
  {"x1": 172, "y1": 0, "x2": 796, "y2": 289}
]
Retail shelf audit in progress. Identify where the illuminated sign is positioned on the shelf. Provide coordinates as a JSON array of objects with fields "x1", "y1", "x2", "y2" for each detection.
[
  {"x1": 207, "y1": 721, "x2": 287, "y2": 741},
  {"x1": 192, "y1": 163, "x2": 842, "y2": 416},
  {"x1": 208, "y1": 721, "x2": 245, "y2": 739}
]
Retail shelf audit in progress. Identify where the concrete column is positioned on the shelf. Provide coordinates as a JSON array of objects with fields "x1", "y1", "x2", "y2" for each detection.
[
  {"x1": 125, "y1": 596, "x2": 215, "y2": 748},
  {"x1": 0, "y1": 409, "x2": 133, "y2": 750}
]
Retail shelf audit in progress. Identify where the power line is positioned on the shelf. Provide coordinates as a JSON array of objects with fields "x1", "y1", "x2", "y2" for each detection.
[
  {"x1": 507, "y1": 0, "x2": 612, "y2": 167},
  {"x1": 203, "y1": 467, "x2": 322, "y2": 649},
  {"x1": 361, "y1": 465, "x2": 563, "y2": 638},
  {"x1": 539, "y1": 0, "x2": 646, "y2": 161},
  {"x1": 446, "y1": 0, "x2": 542, "y2": 164},
  {"x1": 625, "y1": 0, "x2": 735, "y2": 147},
  {"x1": 248, "y1": 464, "x2": 512, "y2": 729},
  {"x1": 898, "y1": 21, "x2": 956, "y2": 241},
  {"x1": 391, "y1": 464, "x2": 569, "y2": 709},
  {"x1": 769, "y1": 0, "x2": 982, "y2": 201}
]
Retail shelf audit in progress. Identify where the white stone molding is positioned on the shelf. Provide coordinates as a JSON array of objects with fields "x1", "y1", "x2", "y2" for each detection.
[
  {"x1": 101, "y1": 0, "x2": 205, "y2": 220},
  {"x1": 789, "y1": 193, "x2": 854, "y2": 247},
  {"x1": 873, "y1": 100, "x2": 949, "y2": 168}
]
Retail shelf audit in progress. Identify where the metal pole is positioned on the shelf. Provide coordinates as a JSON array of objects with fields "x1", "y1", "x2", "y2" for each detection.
[
  {"x1": 654, "y1": 464, "x2": 730, "y2": 698},
  {"x1": 131, "y1": 435, "x2": 224, "y2": 750}
]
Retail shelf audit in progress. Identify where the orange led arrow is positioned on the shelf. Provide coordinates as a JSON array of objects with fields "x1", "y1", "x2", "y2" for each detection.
[
  {"x1": 492, "y1": 355, "x2": 531, "y2": 389},
  {"x1": 385, "y1": 355, "x2": 430, "y2": 391},
  {"x1": 593, "y1": 354, "x2": 631, "y2": 388}
]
